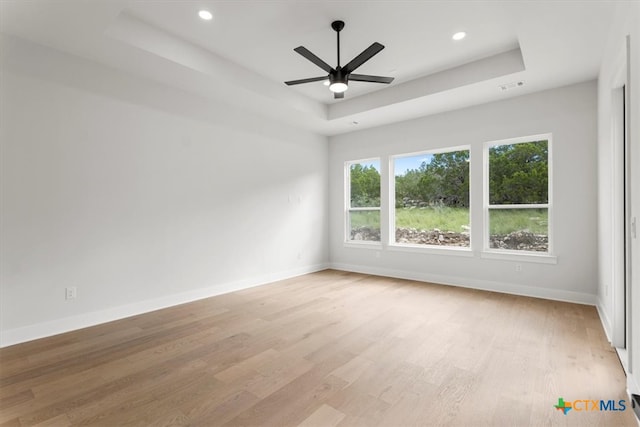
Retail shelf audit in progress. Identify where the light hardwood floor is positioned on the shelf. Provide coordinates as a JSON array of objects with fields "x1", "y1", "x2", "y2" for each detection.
[{"x1": 0, "y1": 270, "x2": 636, "y2": 426}]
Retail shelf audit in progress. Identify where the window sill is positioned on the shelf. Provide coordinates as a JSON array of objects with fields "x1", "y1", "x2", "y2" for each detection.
[
  {"x1": 481, "y1": 250, "x2": 557, "y2": 264},
  {"x1": 342, "y1": 242, "x2": 557, "y2": 264},
  {"x1": 387, "y1": 244, "x2": 474, "y2": 257},
  {"x1": 344, "y1": 241, "x2": 383, "y2": 250}
]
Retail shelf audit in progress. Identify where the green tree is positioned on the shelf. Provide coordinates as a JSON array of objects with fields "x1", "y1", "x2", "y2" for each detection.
[
  {"x1": 350, "y1": 163, "x2": 380, "y2": 207},
  {"x1": 395, "y1": 169, "x2": 422, "y2": 207},
  {"x1": 395, "y1": 150, "x2": 469, "y2": 208},
  {"x1": 489, "y1": 140, "x2": 548, "y2": 204},
  {"x1": 420, "y1": 151, "x2": 469, "y2": 207}
]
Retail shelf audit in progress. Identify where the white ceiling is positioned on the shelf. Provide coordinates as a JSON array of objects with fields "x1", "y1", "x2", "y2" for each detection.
[{"x1": 0, "y1": 0, "x2": 621, "y2": 135}]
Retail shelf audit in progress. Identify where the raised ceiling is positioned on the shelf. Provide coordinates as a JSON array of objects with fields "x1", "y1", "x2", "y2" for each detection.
[{"x1": 0, "y1": 1, "x2": 618, "y2": 135}]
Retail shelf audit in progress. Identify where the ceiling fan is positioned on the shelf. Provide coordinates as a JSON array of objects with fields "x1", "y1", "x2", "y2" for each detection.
[{"x1": 285, "y1": 20, "x2": 394, "y2": 99}]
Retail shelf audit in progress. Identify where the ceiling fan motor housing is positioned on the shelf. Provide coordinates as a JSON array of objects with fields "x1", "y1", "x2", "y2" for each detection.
[{"x1": 330, "y1": 67, "x2": 347, "y2": 85}]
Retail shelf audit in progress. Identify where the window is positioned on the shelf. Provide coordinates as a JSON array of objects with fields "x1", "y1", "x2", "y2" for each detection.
[
  {"x1": 485, "y1": 135, "x2": 551, "y2": 253},
  {"x1": 346, "y1": 159, "x2": 381, "y2": 242},
  {"x1": 392, "y1": 148, "x2": 470, "y2": 247}
]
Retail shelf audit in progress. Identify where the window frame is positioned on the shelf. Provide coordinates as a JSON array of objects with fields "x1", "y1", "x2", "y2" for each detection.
[
  {"x1": 389, "y1": 145, "x2": 472, "y2": 252},
  {"x1": 482, "y1": 133, "x2": 555, "y2": 259},
  {"x1": 344, "y1": 158, "x2": 382, "y2": 246}
]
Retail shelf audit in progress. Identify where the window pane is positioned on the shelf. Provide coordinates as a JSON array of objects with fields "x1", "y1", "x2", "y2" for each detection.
[
  {"x1": 394, "y1": 150, "x2": 470, "y2": 247},
  {"x1": 350, "y1": 161, "x2": 380, "y2": 208},
  {"x1": 349, "y1": 210, "x2": 380, "y2": 241},
  {"x1": 489, "y1": 208, "x2": 548, "y2": 252},
  {"x1": 489, "y1": 140, "x2": 548, "y2": 205}
]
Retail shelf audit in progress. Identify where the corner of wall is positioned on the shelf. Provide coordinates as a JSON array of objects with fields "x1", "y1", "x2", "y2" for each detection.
[{"x1": 596, "y1": 298, "x2": 613, "y2": 343}]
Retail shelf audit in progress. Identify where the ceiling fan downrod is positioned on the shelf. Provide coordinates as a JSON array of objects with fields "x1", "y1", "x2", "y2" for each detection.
[{"x1": 332, "y1": 20, "x2": 345, "y2": 68}]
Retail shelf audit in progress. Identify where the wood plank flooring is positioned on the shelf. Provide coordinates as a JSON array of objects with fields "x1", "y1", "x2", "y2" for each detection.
[{"x1": 0, "y1": 270, "x2": 636, "y2": 426}]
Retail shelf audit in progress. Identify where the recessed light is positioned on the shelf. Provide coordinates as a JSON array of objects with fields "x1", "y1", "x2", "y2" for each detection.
[
  {"x1": 452, "y1": 31, "x2": 466, "y2": 41},
  {"x1": 198, "y1": 10, "x2": 213, "y2": 21}
]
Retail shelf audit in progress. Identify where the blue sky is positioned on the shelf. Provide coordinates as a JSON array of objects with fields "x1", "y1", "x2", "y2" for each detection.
[
  {"x1": 356, "y1": 154, "x2": 434, "y2": 176},
  {"x1": 394, "y1": 154, "x2": 433, "y2": 176}
]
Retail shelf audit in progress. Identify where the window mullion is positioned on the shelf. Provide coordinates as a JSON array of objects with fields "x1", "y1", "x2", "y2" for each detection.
[{"x1": 488, "y1": 204, "x2": 549, "y2": 210}]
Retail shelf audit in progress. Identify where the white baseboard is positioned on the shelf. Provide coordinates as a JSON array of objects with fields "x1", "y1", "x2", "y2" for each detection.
[
  {"x1": 629, "y1": 373, "x2": 640, "y2": 395},
  {"x1": 329, "y1": 262, "x2": 597, "y2": 305},
  {"x1": 2, "y1": 262, "x2": 597, "y2": 348},
  {"x1": 0, "y1": 263, "x2": 328, "y2": 348},
  {"x1": 596, "y1": 301, "x2": 614, "y2": 343},
  {"x1": 628, "y1": 375, "x2": 640, "y2": 426}
]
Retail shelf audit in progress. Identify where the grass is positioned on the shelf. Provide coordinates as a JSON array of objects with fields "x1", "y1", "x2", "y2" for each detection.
[
  {"x1": 349, "y1": 207, "x2": 548, "y2": 235},
  {"x1": 489, "y1": 208, "x2": 548, "y2": 235},
  {"x1": 395, "y1": 206, "x2": 469, "y2": 232},
  {"x1": 349, "y1": 211, "x2": 380, "y2": 229}
]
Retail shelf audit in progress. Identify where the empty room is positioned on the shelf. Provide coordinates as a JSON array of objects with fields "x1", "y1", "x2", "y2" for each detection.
[{"x1": 1, "y1": 0, "x2": 640, "y2": 425}]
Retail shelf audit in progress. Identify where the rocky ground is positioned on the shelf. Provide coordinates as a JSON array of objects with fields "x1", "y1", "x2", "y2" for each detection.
[
  {"x1": 396, "y1": 228, "x2": 469, "y2": 247},
  {"x1": 489, "y1": 230, "x2": 548, "y2": 252},
  {"x1": 350, "y1": 227, "x2": 548, "y2": 252},
  {"x1": 350, "y1": 227, "x2": 381, "y2": 242}
]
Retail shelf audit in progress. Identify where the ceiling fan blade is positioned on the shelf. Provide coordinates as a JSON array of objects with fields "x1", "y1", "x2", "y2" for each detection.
[
  {"x1": 285, "y1": 76, "x2": 328, "y2": 86},
  {"x1": 348, "y1": 74, "x2": 394, "y2": 84},
  {"x1": 334, "y1": 92, "x2": 344, "y2": 99},
  {"x1": 343, "y1": 42, "x2": 385, "y2": 74},
  {"x1": 293, "y1": 46, "x2": 333, "y2": 73}
]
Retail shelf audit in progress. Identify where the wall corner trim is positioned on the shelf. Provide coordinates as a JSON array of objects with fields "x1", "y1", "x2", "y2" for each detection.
[{"x1": 596, "y1": 300, "x2": 614, "y2": 344}]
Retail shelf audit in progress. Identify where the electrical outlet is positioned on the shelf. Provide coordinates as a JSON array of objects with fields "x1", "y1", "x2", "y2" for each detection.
[
  {"x1": 515, "y1": 264, "x2": 522, "y2": 273},
  {"x1": 65, "y1": 286, "x2": 77, "y2": 300}
]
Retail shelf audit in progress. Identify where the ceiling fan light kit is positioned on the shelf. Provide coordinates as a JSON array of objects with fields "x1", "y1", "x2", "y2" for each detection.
[
  {"x1": 329, "y1": 69, "x2": 348, "y2": 93},
  {"x1": 329, "y1": 82, "x2": 348, "y2": 93},
  {"x1": 285, "y1": 20, "x2": 394, "y2": 99}
]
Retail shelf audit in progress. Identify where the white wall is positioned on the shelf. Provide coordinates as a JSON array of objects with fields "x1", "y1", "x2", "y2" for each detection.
[
  {"x1": 0, "y1": 36, "x2": 329, "y2": 346},
  {"x1": 597, "y1": 1, "x2": 640, "y2": 394},
  {"x1": 329, "y1": 81, "x2": 598, "y2": 303}
]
